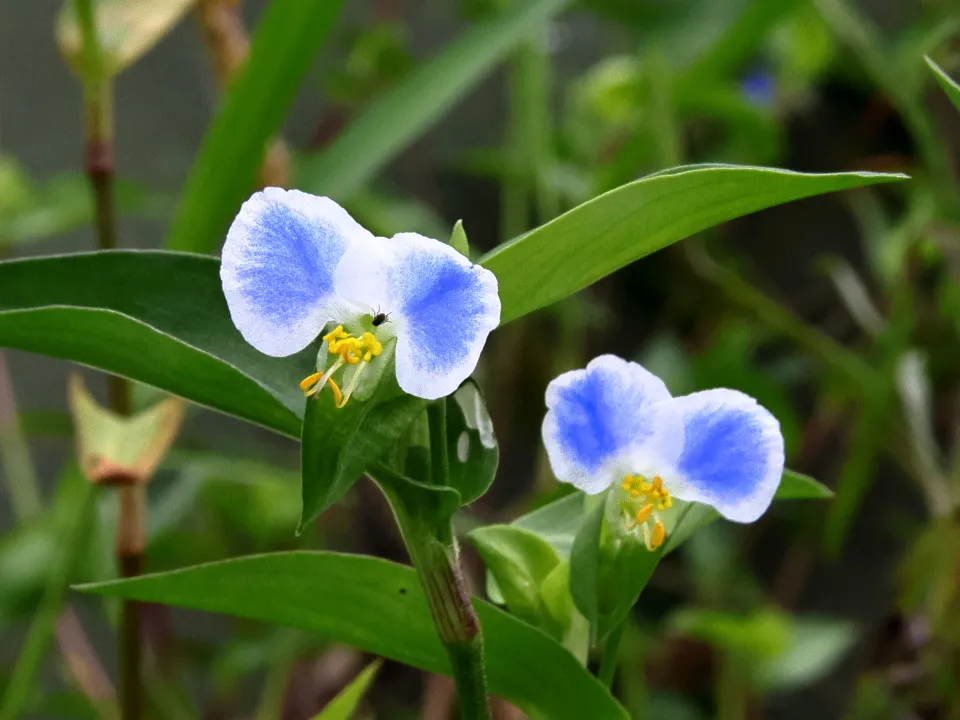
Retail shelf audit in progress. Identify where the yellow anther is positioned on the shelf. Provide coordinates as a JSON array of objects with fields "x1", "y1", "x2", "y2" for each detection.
[
  {"x1": 301, "y1": 325, "x2": 387, "y2": 409},
  {"x1": 362, "y1": 332, "x2": 382, "y2": 352},
  {"x1": 322, "y1": 325, "x2": 350, "y2": 351},
  {"x1": 327, "y1": 377, "x2": 344, "y2": 408},
  {"x1": 299, "y1": 371, "x2": 324, "y2": 395},
  {"x1": 620, "y1": 472, "x2": 673, "y2": 552},
  {"x1": 650, "y1": 521, "x2": 666, "y2": 550}
]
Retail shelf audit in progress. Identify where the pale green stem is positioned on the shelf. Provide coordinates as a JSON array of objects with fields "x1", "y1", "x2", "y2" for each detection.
[
  {"x1": 597, "y1": 618, "x2": 625, "y2": 689},
  {"x1": 715, "y1": 652, "x2": 749, "y2": 720},
  {"x1": 75, "y1": 3, "x2": 142, "y2": 718},
  {"x1": 0, "y1": 351, "x2": 42, "y2": 518},
  {"x1": 0, "y1": 481, "x2": 96, "y2": 720},
  {"x1": 813, "y1": 0, "x2": 959, "y2": 213}
]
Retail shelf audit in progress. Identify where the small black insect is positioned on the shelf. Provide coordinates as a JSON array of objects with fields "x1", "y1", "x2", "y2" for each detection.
[{"x1": 372, "y1": 310, "x2": 390, "y2": 326}]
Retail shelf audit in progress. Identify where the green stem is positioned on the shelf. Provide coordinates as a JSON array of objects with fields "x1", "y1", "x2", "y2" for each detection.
[
  {"x1": 405, "y1": 524, "x2": 490, "y2": 720},
  {"x1": 252, "y1": 632, "x2": 299, "y2": 720},
  {"x1": 597, "y1": 618, "x2": 625, "y2": 689},
  {"x1": 116, "y1": 485, "x2": 145, "y2": 720},
  {"x1": 0, "y1": 351, "x2": 42, "y2": 519},
  {"x1": 647, "y1": 50, "x2": 681, "y2": 169},
  {"x1": 74, "y1": 4, "x2": 142, "y2": 717},
  {"x1": 812, "y1": 0, "x2": 959, "y2": 214},
  {"x1": 715, "y1": 652, "x2": 749, "y2": 720},
  {"x1": 0, "y1": 479, "x2": 96, "y2": 720},
  {"x1": 685, "y1": 244, "x2": 877, "y2": 393},
  {"x1": 376, "y1": 415, "x2": 491, "y2": 719},
  {"x1": 501, "y1": 39, "x2": 542, "y2": 241}
]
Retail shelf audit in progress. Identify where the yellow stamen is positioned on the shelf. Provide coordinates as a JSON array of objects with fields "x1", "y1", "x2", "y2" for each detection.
[
  {"x1": 300, "y1": 326, "x2": 386, "y2": 408},
  {"x1": 299, "y1": 371, "x2": 324, "y2": 395},
  {"x1": 620, "y1": 472, "x2": 673, "y2": 552},
  {"x1": 328, "y1": 377, "x2": 344, "y2": 407},
  {"x1": 650, "y1": 521, "x2": 666, "y2": 550}
]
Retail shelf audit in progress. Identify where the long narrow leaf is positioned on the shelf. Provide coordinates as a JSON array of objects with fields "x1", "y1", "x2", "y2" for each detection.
[
  {"x1": 165, "y1": 0, "x2": 345, "y2": 253},
  {"x1": 482, "y1": 165, "x2": 906, "y2": 324},
  {"x1": 297, "y1": 0, "x2": 569, "y2": 200},
  {"x1": 80, "y1": 552, "x2": 629, "y2": 719}
]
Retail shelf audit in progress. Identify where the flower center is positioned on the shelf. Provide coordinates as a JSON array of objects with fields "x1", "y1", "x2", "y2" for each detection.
[
  {"x1": 299, "y1": 325, "x2": 384, "y2": 408},
  {"x1": 619, "y1": 474, "x2": 673, "y2": 551}
]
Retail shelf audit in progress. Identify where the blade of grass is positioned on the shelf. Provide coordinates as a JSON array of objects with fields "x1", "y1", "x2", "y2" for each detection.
[
  {"x1": 165, "y1": 0, "x2": 344, "y2": 253},
  {"x1": 297, "y1": 0, "x2": 569, "y2": 201},
  {"x1": 0, "y1": 471, "x2": 97, "y2": 720}
]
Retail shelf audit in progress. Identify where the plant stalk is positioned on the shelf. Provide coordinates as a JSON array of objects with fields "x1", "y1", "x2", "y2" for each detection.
[
  {"x1": 116, "y1": 485, "x2": 146, "y2": 720},
  {"x1": 194, "y1": 0, "x2": 290, "y2": 188},
  {"x1": 405, "y1": 523, "x2": 490, "y2": 720},
  {"x1": 0, "y1": 479, "x2": 97, "y2": 720},
  {"x1": 0, "y1": 351, "x2": 42, "y2": 518},
  {"x1": 715, "y1": 652, "x2": 749, "y2": 720},
  {"x1": 377, "y1": 405, "x2": 491, "y2": 719},
  {"x1": 76, "y1": 2, "x2": 143, "y2": 717},
  {"x1": 597, "y1": 618, "x2": 625, "y2": 689}
]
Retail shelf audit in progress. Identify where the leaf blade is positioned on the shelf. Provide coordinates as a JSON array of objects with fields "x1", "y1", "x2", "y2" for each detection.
[
  {"x1": 300, "y1": 382, "x2": 427, "y2": 528},
  {"x1": 0, "y1": 251, "x2": 306, "y2": 437},
  {"x1": 310, "y1": 659, "x2": 382, "y2": 720},
  {"x1": 165, "y1": 0, "x2": 345, "y2": 253},
  {"x1": 296, "y1": 0, "x2": 570, "y2": 200},
  {"x1": 481, "y1": 166, "x2": 907, "y2": 323},
  {"x1": 79, "y1": 552, "x2": 628, "y2": 719},
  {"x1": 776, "y1": 469, "x2": 833, "y2": 499},
  {"x1": 925, "y1": 56, "x2": 960, "y2": 115}
]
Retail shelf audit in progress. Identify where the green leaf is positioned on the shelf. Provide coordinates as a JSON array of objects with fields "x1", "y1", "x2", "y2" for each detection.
[
  {"x1": 445, "y1": 380, "x2": 498, "y2": 505},
  {"x1": 513, "y1": 492, "x2": 585, "y2": 557},
  {"x1": 79, "y1": 552, "x2": 628, "y2": 719},
  {"x1": 297, "y1": 0, "x2": 570, "y2": 200},
  {"x1": 0, "y1": 159, "x2": 166, "y2": 248},
  {"x1": 760, "y1": 618, "x2": 857, "y2": 690},
  {"x1": 0, "y1": 251, "x2": 307, "y2": 437},
  {"x1": 310, "y1": 659, "x2": 382, "y2": 720},
  {"x1": 300, "y1": 379, "x2": 427, "y2": 528},
  {"x1": 775, "y1": 469, "x2": 833, "y2": 499},
  {"x1": 369, "y1": 463, "x2": 462, "y2": 525},
  {"x1": 567, "y1": 467, "x2": 831, "y2": 640},
  {"x1": 165, "y1": 0, "x2": 345, "y2": 253},
  {"x1": 449, "y1": 219, "x2": 470, "y2": 257},
  {"x1": 824, "y1": 409, "x2": 884, "y2": 556},
  {"x1": 0, "y1": 468, "x2": 97, "y2": 720},
  {"x1": 0, "y1": 469, "x2": 102, "y2": 628},
  {"x1": 925, "y1": 56, "x2": 960, "y2": 115},
  {"x1": 481, "y1": 165, "x2": 907, "y2": 323},
  {"x1": 670, "y1": 607, "x2": 792, "y2": 659},
  {"x1": 56, "y1": 0, "x2": 196, "y2": 76},
  {"x1": 483, "y1": 492, "x2": 583, "y2": 606},
  {"x1": 568, "y1": 499, "x2": 605, "y2": 627},
  {"x1": 467, "y1": 525, "x2": 562, "y2": 630}
]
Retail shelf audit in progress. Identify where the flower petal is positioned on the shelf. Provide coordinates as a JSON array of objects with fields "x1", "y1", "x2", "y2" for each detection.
[
  {"x1": 337, "y1": 232, "x2": 500, "y2": 400},
  {"x1": 220, "y1": 188, "x2": 371, "y2": 356},
  {"x1": 542, "y1": 355, "x2": 679, "y2": 494},
  {"x1": 664, "y1": 389, "x2": 784, "y2": 523}
]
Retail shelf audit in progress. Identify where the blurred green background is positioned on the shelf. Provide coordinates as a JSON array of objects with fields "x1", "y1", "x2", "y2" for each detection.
[{"x1": 4, "y1": 0, "x2": 960, "y2": 717}]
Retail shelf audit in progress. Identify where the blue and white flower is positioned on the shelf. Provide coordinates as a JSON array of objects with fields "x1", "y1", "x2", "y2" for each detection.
[
  {"x1": 221, "y1": 188, "x2": 501, "y2": 406},
  {"x1": 542, "y1": 355, "x2": 785, "y2": 550}
]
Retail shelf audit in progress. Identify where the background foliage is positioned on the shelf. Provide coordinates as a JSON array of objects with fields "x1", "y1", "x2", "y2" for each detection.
[{"x1": 3, "y1": 0, "x2": 960, "y2": 718}]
